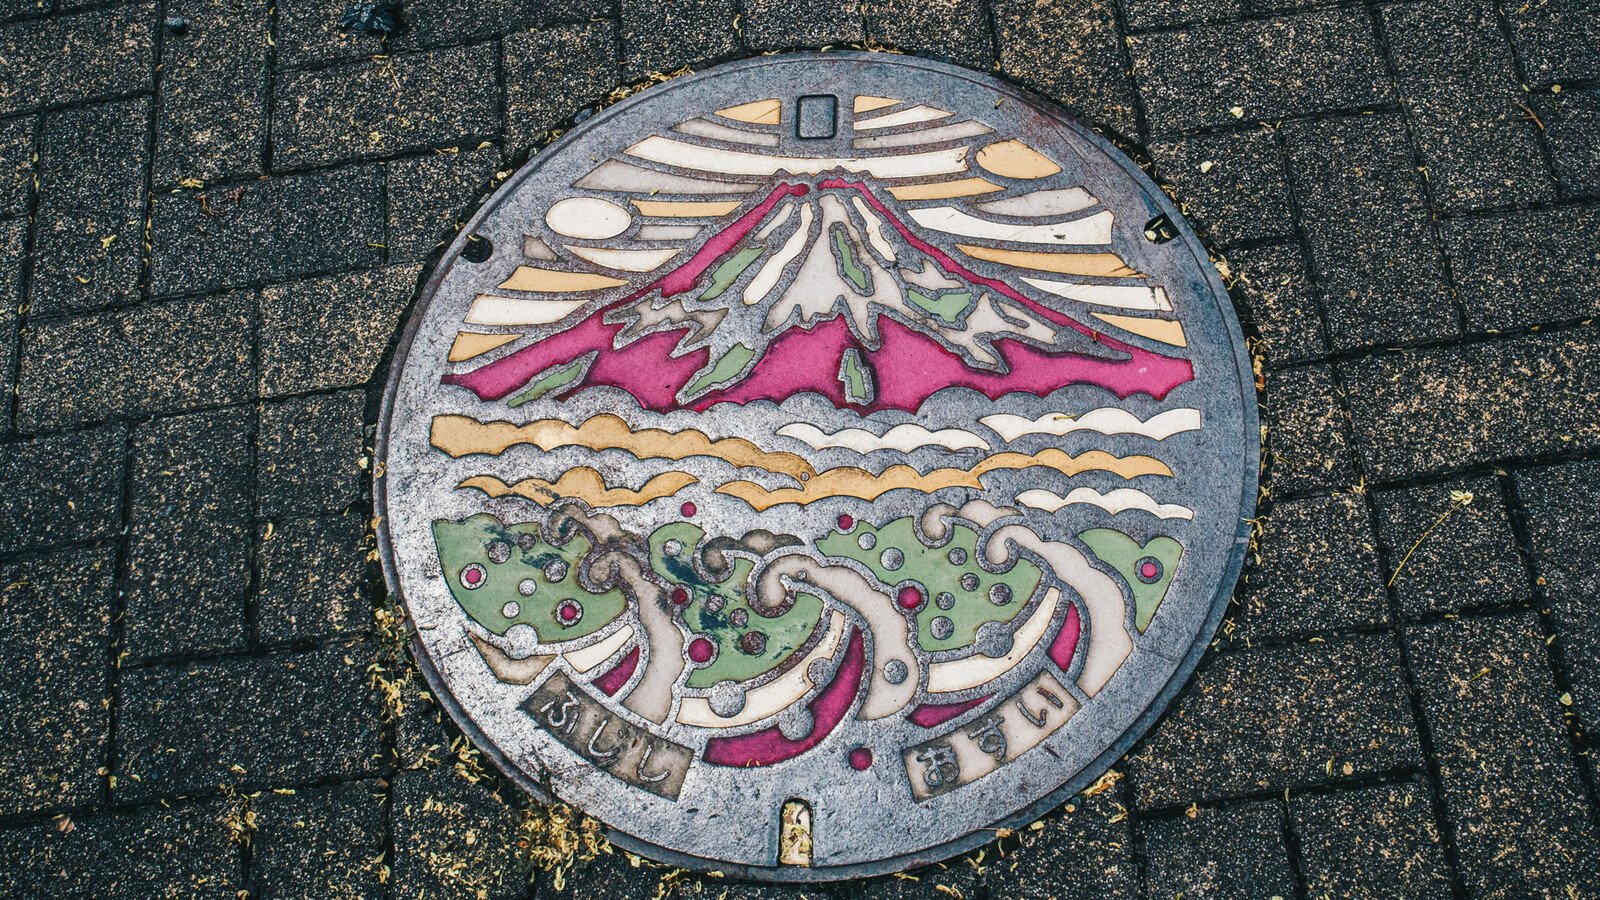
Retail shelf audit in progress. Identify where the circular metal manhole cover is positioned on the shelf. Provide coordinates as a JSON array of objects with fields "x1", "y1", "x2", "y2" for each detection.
[{"x1": 376, "y1": 52, "x2": 1257, "y2": 881}]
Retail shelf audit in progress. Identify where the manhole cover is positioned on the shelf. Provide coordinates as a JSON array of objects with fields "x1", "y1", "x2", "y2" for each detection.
[{"x1": 376, "y1": 52, "x2": 1257, "y2": 881}]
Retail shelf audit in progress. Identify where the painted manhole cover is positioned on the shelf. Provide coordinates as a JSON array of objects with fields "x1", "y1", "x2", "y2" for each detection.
[{"x1": 376, "y1": 52, "x2": 1257, "y2": 881}]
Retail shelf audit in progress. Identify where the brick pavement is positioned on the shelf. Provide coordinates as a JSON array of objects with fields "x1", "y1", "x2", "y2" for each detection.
[{"x1": 0, "y1": 0, "x2": 1597, "y2": 896}]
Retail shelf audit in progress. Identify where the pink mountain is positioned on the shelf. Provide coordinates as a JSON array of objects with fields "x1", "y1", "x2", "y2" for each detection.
[{"x1": 445, "y1": 179, "x2": 1194, "y2": 413}]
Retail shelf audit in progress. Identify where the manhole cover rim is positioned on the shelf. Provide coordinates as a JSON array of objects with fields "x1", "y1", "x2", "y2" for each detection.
[{"x1": 374, "y1": 49, "x2": 1260, "y2": 883}]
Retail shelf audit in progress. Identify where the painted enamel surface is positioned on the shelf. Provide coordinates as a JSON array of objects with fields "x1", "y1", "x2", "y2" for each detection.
[{"x1": 376, "y1": 53, "x2": 1257, "y2": 882}]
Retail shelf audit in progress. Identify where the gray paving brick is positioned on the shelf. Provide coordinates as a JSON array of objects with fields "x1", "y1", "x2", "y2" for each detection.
[
  {"x1": 504, "y1": 21, "x2": 618, "y2": 157},
  {"x1": 535, "y1": 0, "x2": 612, "y2": 24},
  {"x1": 843, "y1": 867, "x2": 983, "y2": 900},
  {"x1": 1129, "y1": 9, "x2": 1392, "y2": 134},
  {"x1": 0, "y1": 114, "x2": 34, "y2": 216},
  {"x1": 1122, "y1": 0, "x2": 1242, "y2": 31},
  {"x1": 1381, "y1": 0, "x2": 1555, "y2": 212},
  {"x1": 1532, "y1": 86, "x2": 1600, "y2": 197},
  {"x1": 0, "y1": 425, "x2": 126, "y2": 555},
  {"x1": 273, "y1": 44, "x2": 502, "y2": 171},
  {"x1": 1251, "y1": 0, "x2": 1352, "y2": 12},
  {"x1": 1228, "y1": 243, "x2": 1327, "y2": 365},
  {"x1": 1150, "y1": 129, "x2": 1295, "y2": 247},
  {"x1": 1126, "y1": 635, "x2": 1421, "y2": 807},
  {"x1": 1140, "y1": 801, "x2": 1296, "y2": 900},
  {"x1": 271, "y1": 0, "x2": 387, "y2": 69},
  {"x1": 29, "y1": 98, "x2": 150, "y2": 317},
  {"x1": 257, "y1": 512, "x2": 371, "y2": 644},
  {"x1": 387, "y1": 145, "x2": 501, "y2": 263},
  {"x1": 251, "y1": 779, "x2": 387, "y2": 898},
  {"x1": 1407, "y1": 613, "x2": 1600, "y2": 896},
  {"x1": 273, "y1": 0, "x2": 541, "y2": 69},
  {"x1": 741, "y1": 0, "x2": 863, "y2": 50},
  {"x1": 1292, "y1": 783, "x2": 1453, "y2": 900},
  {"x1": 1502, "y1": 0, "x2": 1600, "y2": 84},
  {"x1": 391, "y1": 765, "x2": 527, "y2": 900},
  {"x1": 1516, "y1": 460, "x2": 1600, "y2": 773},
  {"x1": 0, "y1": 216, "x2": 23, "y2": 434},
  {"x1": 378, "y1": 0, "x2": 543, "y2": 51},
  {"x1": 395, "y1": 664, "x2": 452, "y2": 771},
  {"x1": 863, "y1": 0, "x2": 993, "y2": 70},
  {"x1": 1264, "y1": 364, "x2": 1356, "y2": 495},
  {"x1": 975, "y1": 780, "x2": 1137, "y2": 899},
  {"x1": 619, "y1": 0, "x2": 738, "y2": 82},
  {"x1": 1373, "y1": 477, "x2": 1530, "y2": 621},
  {"x1": 124, "y1": 409, "x2": 254, "y2": 661},
  {"x1": 0, "y1": 548, "x2": 114, "y2": 816},
  {"x1": 0, "y1": 799, "x2": 241, "y2": 898},
  {"x1": 116, "y1": 645, "x2": 384, "y2": 800},
  {"x1": 0, "y1": 0, "x2": 49, "y2": 23},
  {"x1": 1443, "y1": 205, "x2": 1600, "y2": 331},
  {"x1": 993, "y1": 0, "x2": 1140, "y2": 139},
  {"x1": 548, "y1": 850, "x2": 833, "y2": 899},
  {"x1": 154, "y1": 0, "x2": 270, "y2": 185},
  {"x1": 1339, "y1": 331, "x2": 1600, "y2": 479},
  {"x1": 257, "y1": 390, "x2": 367, "y2": 518},
  {"x1": 1235, "y1": 492, "x2": 1386, "y2": 643},
  {"x1": 1283, "y1": 113, "x2": 1456, "y2": 350},
  {"x1": 0, "y1": 2, "x2": 156, "y2": 116},
  {"x1": 258, "y1": 264, "x2": 420, "y2": 397},
  {"x1": 150, "y1": 166, "x2": 385, "y2": 296},
  {"x1": 16, "y1": 291, "x2": 255, "y2": 432}
]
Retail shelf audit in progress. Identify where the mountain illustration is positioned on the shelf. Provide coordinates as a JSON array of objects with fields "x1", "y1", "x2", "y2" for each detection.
[{"x1": 445, "y1": 177, "x2": 1194, "y2": 414}]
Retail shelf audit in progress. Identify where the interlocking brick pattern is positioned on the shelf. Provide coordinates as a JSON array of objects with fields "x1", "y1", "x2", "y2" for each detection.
[{"x1": 0, "y1": 0, "x2": 1596, "y2": 896}]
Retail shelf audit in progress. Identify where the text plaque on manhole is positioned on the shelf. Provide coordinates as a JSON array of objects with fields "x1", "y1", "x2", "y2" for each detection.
[{"x1": 377, "y1": 52, "x2": 1257, "y2": 881}]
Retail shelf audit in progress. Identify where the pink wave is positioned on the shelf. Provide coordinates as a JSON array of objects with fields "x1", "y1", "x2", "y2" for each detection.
[
  {"x1": 908, "y1": 693, "x2": 992, "y2": 728},
  {"x1": 701, "y1": 629, "x2": 866, "y2": 768},
  {"x1": 592, "y1": 646, "x2": 639, "y2": 697},
  {"x1": 1049, "y1": 603, "x2": 1080, "y2": 671}
]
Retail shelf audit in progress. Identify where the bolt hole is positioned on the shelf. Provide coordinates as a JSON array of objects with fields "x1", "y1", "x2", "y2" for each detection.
[
  {"x1": 462, "y1": 234, "x2": 493, "y2": 263},
  {"x1": 1144, "y1": 214, "x2": 1178, "y2": 244}
]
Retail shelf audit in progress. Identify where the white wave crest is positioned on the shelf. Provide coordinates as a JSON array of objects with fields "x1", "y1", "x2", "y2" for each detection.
[
  {"x1": 981, "y1": 408, "x2": 1201, "y2": 442},
  {"x1": 1016, "y1": 487, "x2": 1194, "y2": 520},
  {"x1": 776, "y1": 422, "x2": 991, "y2": 454}
]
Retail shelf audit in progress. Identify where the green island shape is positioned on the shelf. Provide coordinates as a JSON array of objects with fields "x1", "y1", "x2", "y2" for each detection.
[
  {"x1": 1077, "y1": 528, "x2": 1183, "y2": 632},
  {"x1": 648, "y1": 522, "x2": 825, "y2": 689},
  {"x1": 433, "y1": 513, "x2": 628, "y2": 644},
  {"x1": 684, "y1": 343, "x2": 756, "y2": 397},
  {"x1": 817, "y1": 517, "x2": 1041, "y2": 654},
  {"x1": 507, "y1": 357, "x2": 588, "y2": 407},
  {"x1": 907, "y1": 288, "x2": 974, "y2": 326}
]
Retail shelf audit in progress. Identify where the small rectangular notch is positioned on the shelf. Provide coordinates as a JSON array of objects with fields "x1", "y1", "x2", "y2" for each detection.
[{"x1": 795, "y1": 95, "x2": 838, "y2": 140}]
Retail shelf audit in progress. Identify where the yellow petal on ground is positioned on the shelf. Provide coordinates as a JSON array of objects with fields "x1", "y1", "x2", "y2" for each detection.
[
  {"x1": 564, "y1": 245, "x2": 682, "y2": 272},
  {"x1": 854, "y1": 95, "x2": 899, "y2": 113},
  {"x1": 714, "y1": 450, "x2": 1172, "y2": 511},
  {"x1": 716, "y1": 99, "x2": 781, "y2": 124},
  {"x1": 1091, "y1": 313, "x2": 1189, "y2": 347},
  {"x1": 976, "y1": 139, "x2": 1064, "y2": 179},
  {"x1": 497, "y1": 266, "x2": 628, "y2": 292},
  {"x1": 457, "y1": 470, "x2": 699, "y2": 508},
  {"x1": 956, "y1": 243, "x2": 1143, "y2": 278},
  {"x1": 887, "y1": 177, "x2": 1004, "y2": 201},
  {"x1": 632, "y1": 199, "x2": 744, "y2": 218},
  {"x1": 430, "y1": 414, "x2": 817, "y2": 481},
  {"x1": 447, "y1": 331, "x2": 520, "y2": 362}
]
